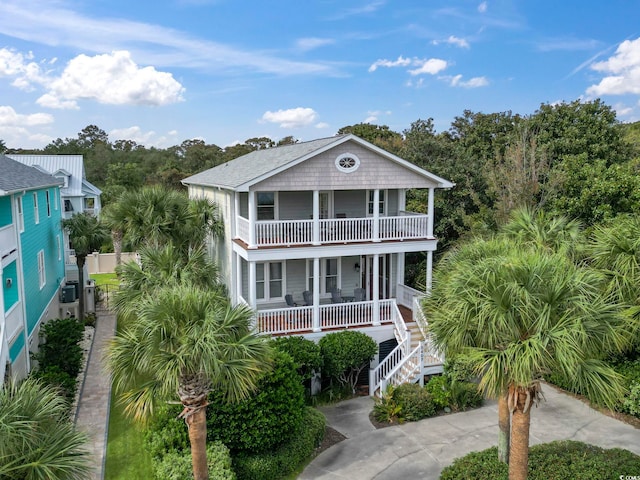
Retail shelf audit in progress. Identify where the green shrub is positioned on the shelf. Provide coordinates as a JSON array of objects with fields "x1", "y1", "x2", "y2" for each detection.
[
  {"x1": 425, "y1": 375, "x2": 451, "y2": 409},
  {"x1": 153, "y1": 442, "x2": 236, "y2": 480},
  {"x1": 143, "y1": 404, "x2": 189, "y2": 460},
  {"x1": 271, "y1": 337, "x2": 322, "y2": 383},
  {"x1": 440, "y1": 441, "x2": 640, "y2": 480},
  {"x1": 623, "y1": 381, "x2": 640, "y2": 417},
  {"x1": 32, "y1": 366, "x2": 76, "y2": 401},
  {"x1": 393, "y1": 383, "x2": 437, "y2": 421},
  {"x1": 232, "y1": 407, "x2": 325, "y2": 480},
  {"x1": 319, "y1": 331, "x2": 377, "y2": 393},
  {"x1": 448, "y1": 381, "x2": 483, "y2": 412},
  {"x1": 373, "y1": 385, "x2": 403, "y2": 423},
  {"x1": 444, "y1": 354, "x2": 478, "y2": 383},
  {"x1": 207, "y1": 351, "x2": 305, "y2": 454}
]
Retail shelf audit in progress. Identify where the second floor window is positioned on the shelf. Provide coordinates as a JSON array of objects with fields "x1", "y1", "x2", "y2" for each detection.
[
  {"x1": 256, "y1": 261, "x2": 283, "y2": 300},
  {"x1": 46, "y1": 191, "x2": 51, "y2": 217},
  {"x1": 257, "y1": 192, "x2": 275, "y2": 220},
  {"x1": 64, "y1": 200, "x2": 74, "y2": 212},
  {"x1": 33, "y1": 193, "x2": 39, "y2": 224},
  {"x1": 17, "y1": 196, "x2": 24, "y2": 232},
  {"x1": 38, "y1": 250, "x2": 46, "y2": 288},
  {"x1": 367, "y1": 190, "x2": 386, "y2": 215}
]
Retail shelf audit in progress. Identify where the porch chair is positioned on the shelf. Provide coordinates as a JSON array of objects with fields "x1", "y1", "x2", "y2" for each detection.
[
  {"x1": 285, "y1": 294, "x2": 297, "y2": 307},
  {"x1": 354, "y1": 288, "x2": 366, "y2": 302},
  {"x1": 330, "y1": 287, "x2": 344, "y2": 304},
  {"x1": 302, "y1": 290, "x2": 313, "y2": 306}
]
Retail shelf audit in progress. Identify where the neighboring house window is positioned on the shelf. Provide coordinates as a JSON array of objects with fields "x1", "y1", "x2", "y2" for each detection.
[
  {"x1": 46, "y1": 190, "x2": 51, "y2": 217},
  {"x1": 257, "y1": 192, "x2": 275, "y2": 220},
  {"x1": 54, "y1": 189, "x2": 58, "y2": 210},
  {"x1": 84, "y1": 197, "x2": 95, "y2": 211},
  {"x1": 367, "y1": 190, "x2": 386, "y2": 215},
  {"x1": 17, "y1": 196, "x2": 24, "y2": 233},
  {"x1": 57, "y1": 235, "x2": 62, "y2": 261},
  {"x1": 64, "y1": 199, "x2": 74, "y2": 212},
  {"x1": 37, "y1": 250, "x2": 46, "y2": 288},
  {"x1": 33, "y1": 192, "x2": 39, "y2": 224},
  {"x1": 256, "y1": 261, "x2": 283, "y2": 300}
]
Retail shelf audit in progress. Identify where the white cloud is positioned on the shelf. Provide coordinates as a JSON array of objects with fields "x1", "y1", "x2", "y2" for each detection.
[
  {"x1": 37, "y1": 51, "x2": 185, "y2": 109},
  {"x1": 408, "y1": 58, "x2": 448, "y2": 75},
  {"x1": 110, "y1": 125, "x2": 179, "y2": 148},
  {"x1": 261, "y1": 107, "x2": 318, "y2": 128},
  {"x1": 0, "y1": 48, "x2": 47, "y2": 90},
  {"x1": 370, "y1": 56, "x2": 448, "y2": 75},
  {"x1": 434, "y1": 36, "x2": 470, "y2": 49},
  {"x1": 296, "y1": 37, "x2": 335, "y2": 51},
  {"x1": 0, "y1": 105, "x2": 53, "y2": 126},
  {"x1": 445, "y1": 74, "x2": 489, "y2": 88},
  {"x1": 315, "y1": 122, "x2": 330, "y2": 129},
  {"x1": 586, "y1": 37, "x2": 640, "y2": 96},
  {"x1": 478, "y1": 2, "x2": 488, "y2": 13},
  {"x1": 368, "y1": 56, "x2": 412, "y2": 72}
]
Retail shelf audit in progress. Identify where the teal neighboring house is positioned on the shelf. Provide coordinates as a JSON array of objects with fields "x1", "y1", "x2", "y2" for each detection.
[{"x1": 1, "y1": 155, "x2": 65, "y2": 381}]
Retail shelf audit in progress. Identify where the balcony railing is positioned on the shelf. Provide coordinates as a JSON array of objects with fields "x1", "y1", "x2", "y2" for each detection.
[
  {"x1": 255, "y1": 298, "x2": 399, "y2": 335},
  {"x1": 238, "y1": 213, "x2": 431, "y2": 248}
]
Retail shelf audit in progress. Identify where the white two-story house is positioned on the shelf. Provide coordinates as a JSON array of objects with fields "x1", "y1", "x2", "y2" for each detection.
[{"x1": 182, "y1": 134, "x2": 454, "y2": 395}]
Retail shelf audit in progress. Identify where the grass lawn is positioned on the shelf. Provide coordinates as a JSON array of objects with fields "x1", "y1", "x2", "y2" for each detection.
[
  {"x1": 90, "y1": 272, "x2": 119, "y2": 286},
  {"x1": 104, "y1": 388, "x2": 153, "y2": 479}
]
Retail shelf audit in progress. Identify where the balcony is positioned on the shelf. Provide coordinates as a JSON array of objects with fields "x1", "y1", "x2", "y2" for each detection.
[
  {"x1": 237, "y1": 212, "x2": 431, "y2": 248},
  {"x1": 0, "y1": 224, "x2": 17, "y2": 258}
]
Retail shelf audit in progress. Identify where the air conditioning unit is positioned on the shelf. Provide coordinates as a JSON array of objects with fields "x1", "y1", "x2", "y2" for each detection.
[{"x1": 61, "y1": 285, "x2": 76, "y2": 303}]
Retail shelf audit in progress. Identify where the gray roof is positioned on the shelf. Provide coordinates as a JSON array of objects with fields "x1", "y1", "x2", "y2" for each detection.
[
  {"x1": 6, "y1": 154, "x2": 101, "y2": 197},
  {"x1": 0, "y1": 155, "x2": 63, "y2": 195},
  {"x1": 182, "y1": 136, "x2": 345, "y2": 189},
  {"x1": 182, "y1": 134, "x2": 454, "y2": 190}
]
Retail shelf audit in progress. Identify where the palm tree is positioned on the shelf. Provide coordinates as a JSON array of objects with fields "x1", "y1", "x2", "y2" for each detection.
[
  {"x1": 0, "y1": 378, "x2": 91, "y2": 479},
  {"x1": 62, "y1": 212, "x2": 110, "y2": 320},
  {"x1": 106, "y1": 247, "x2": 270, "y2": 480},
  {"x1": 425, "y1": 240, "x2": 631, "y2": 480},
  {"x1": 102, "y1": 186, "x2": 223, "y2": 265}
]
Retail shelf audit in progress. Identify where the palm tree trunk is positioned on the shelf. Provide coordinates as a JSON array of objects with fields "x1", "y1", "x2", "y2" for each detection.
[
  {"x1": 498, "y1": 392, "x2": 510, "y2": 464},
  {"x1": 112, "y1": 229, "x2": 122, "y2": 266},
  {"x1": 186, "y1": 406, "x2": 208, "y2": 480},
  {"x1": 508, "y1": 389, "x2": 531, "y2": 480}
]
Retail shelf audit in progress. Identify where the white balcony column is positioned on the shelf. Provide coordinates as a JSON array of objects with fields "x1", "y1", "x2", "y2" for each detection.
[
  {"x1": 312, "y1": 257, "x2": 321, "y2": 332},
  {"x1": 248, "y1": 190, "x2": 257, "y2": 248},
  {"x1": 248, "y1": 260, "x2": 257, "y2": 309},
  {"x1": 427, "y1": 187, "x2": 435, "y2": 238},
  {"x1": 235, "y1": 252, "x2": 242, "y2": 304},
  {"x1": 396, "y1": 252, "x2": 405, "y2": 287},
  {"x1": 373, "y1": 189, "x2": 381, "y2": 242},
  {"x1": 426, "y1": 250, "x2": 433, "y2": 294},
  {"x1": 312, "y1": 190, "x2": 320, "y2": 245},
  {"x1": 372, "y1": 253, "x2": 380, "y2": 325},
  {"x1": 234, "y1": 192, "x2": 240, "y2": 240},
  {"x1": 398, "y1": 189, "x2": 406, "y2": 212}
]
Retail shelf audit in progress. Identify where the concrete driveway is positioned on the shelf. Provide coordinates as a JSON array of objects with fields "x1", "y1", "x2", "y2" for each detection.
[{"x1": 300, "y1": 384, "x2": 640, "y2": 479}]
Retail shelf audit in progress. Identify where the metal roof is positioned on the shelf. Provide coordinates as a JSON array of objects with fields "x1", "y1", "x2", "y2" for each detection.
[
  {"x1": 0, "y1": 155, "x2": 63, "y2": 195},
  {"x1": 6, "y1": 154, "x2": 101, "y2": 197}
]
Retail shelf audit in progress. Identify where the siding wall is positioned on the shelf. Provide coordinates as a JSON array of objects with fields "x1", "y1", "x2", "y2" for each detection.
[
  {"x1": 19, "y1": 187, "x2": 65, "y2": 336},
  {"x1": 253, "y1": 142, "x2": 440, "y2": 191},
  {"x1": 0, "y1": 196, "x2": 12, "y2": 227},
  {"x1": 3, "y1": 260, "x2": 18, "y2": 311}
]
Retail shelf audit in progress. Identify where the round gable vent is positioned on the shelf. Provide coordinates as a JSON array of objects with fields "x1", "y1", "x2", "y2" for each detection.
[{"x1": 335, "y1": 153, "x2": 360, "y2": 173}]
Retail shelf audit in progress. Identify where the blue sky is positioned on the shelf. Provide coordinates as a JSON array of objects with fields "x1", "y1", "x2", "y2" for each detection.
[{"x1": 0, "y1": 0, "x2": 639, "y2": 149}]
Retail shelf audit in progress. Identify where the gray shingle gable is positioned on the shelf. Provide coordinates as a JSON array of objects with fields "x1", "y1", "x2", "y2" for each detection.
[
  {"x1": 0, "y1": 155, "x2": 63, "y2": 194},
  {"x1": 182, "y1": 136, "x2": 343, "y2": 189}
]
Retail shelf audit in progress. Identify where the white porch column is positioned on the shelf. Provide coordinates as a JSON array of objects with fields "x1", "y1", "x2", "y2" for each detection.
[
  {"x1": 427, "y1": 187, "x2": 435, "y2": 238},
  {"x1": 235, "y1": 252, "x2": 242, "y2": 304},
  {"x1": 234, "y1": 192, "x2": 240, "y2": 239},
  {"x1": 426, "y1": 251, "x2": 433, "y2": 294},
  {"x1": 248, "y1": 260, "x2": 257, "y2": 309},
  {"x1": 372, "y1": 253, "x2": 380, "y2": 326},
  {"x1": 248, "y1": 190, "x2": 257, "y2": 248},
  {"x1": 312, "y1": 190, "x2": 320, "y2": 245},
  {"x1": 313, "y1": 257, "x2": 321, "y2": 332},
  {"x1": 396, "y1": 252, "x2": 405, "y2": 288},
  {"x1": 372, "y1": 189, "x2": 380, "y2": 242},
  {"x1": 398, "y1": 189, "x2": 406, "y2": 211}
]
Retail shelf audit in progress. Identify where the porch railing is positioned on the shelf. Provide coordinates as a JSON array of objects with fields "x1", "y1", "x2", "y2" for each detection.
[
  {"x1": 238, "y1": 213, "x2": 430, "y2": 248},
  {"x1": 0, "y1": 224, "x2": 16, "y2": 258}
]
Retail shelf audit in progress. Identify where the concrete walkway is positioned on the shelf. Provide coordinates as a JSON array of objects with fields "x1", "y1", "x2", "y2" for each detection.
[
  {"x1": 74, "y1": 308, "x2": 116, "y2": 480},
  {"x1": 301, "y1": 385, "x2": 640, "y2": 479}
]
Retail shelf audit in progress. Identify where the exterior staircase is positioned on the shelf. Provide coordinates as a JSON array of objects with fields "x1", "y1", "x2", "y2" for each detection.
[{"x1": 369, "y1": 299, "x2": 444, "y2": 397}]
